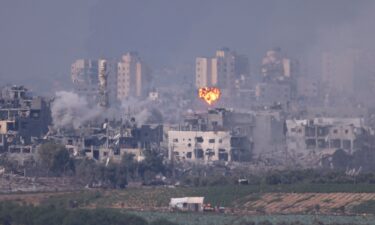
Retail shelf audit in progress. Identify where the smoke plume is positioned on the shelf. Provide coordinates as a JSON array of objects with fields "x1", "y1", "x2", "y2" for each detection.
[{"x1": 51, "y1": 91, "x2": 103, "y2": 129}]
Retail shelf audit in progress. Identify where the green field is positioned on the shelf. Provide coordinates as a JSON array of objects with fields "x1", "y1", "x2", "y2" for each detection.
[
  {"x1": 127, "y1": 211, "x2": 375, "y2": 225},
  {"x1": 42, "y1": 183, "x2": 375, "y2": 209}
]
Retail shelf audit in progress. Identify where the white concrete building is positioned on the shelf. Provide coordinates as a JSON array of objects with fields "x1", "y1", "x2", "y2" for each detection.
[
  {"x1": 168, "y1": 130, "x2": 232, "y2": 162},
  {"x1": 195, "y1": 57, "x2": 217, "y2": 88}
]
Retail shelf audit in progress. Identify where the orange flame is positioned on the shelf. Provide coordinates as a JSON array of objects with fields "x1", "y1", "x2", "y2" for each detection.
[{"x1": 198, "y1": 87, "x2": 221, "y2": 105}]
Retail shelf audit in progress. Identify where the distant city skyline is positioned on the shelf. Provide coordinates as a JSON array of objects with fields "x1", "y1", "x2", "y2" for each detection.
[{"x1": 1, "y1": 0, "x2": 375, "y2": 94}]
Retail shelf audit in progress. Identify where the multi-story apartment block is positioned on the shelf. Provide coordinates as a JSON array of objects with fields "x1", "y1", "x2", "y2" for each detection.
[
  {"x1": 71, "y1": 58, "x2": 117, "y2": 106},
  {"x1": 117, "y1": 52, "x2": 150, "y2": 100},
  {"x1": 195, "y1": 48, "x2": 249, "y2": 96},
  {"x1": 71, "y1": 59, "x2": 99, "y2": 98}
]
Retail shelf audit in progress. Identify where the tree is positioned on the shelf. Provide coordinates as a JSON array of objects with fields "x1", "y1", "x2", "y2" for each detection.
[
  {"x1": 121, "y1": 153, "x2": 138, "y2": 180},
  {"x1": 138, "y1": 149, "x2": 165, "y2": 181},
  {"x1": 38, "y1": 142, "x2": 73, "y2": 176},
  {"x1": 75, "y1": 158, "x2": 98, "y2": 186}
]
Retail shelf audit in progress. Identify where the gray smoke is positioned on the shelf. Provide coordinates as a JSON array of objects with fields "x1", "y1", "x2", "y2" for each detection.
[
  {"x1": 51, "y1": 91, "x2": 104, "y2": 129},
  {"x1": 120, "y1": 97, "x2": 163, "y2": 125}
]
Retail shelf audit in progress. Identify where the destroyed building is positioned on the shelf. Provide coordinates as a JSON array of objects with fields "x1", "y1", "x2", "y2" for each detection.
[
  {"x1": 285, "y1": 117, "x2": 370, "y2": 165},
  {"x1": 71, "y1": 58, "x2": 117, "y2": 107},
  {"x1": 255, "y1": 48, "x2": 299, "y2": 106},
  {"x1": 168, "y1": 108, "x2": 253, "y2": 163},
  {"x1": 50, "y1": 120, "x2": 164, "y2": 164},
  {"x1": 252, "y1": 110, "x2": 286, "y2": 159},
  {"x1": 0, "y1": 85, "x2": 51, "y2": 157}
]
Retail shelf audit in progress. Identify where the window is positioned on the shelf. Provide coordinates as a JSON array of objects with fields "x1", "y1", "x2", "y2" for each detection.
[
  {"x1": 21, "y1": 122, "x2": 28, "y2": 129},
  {"x1": 317, "y1": 127, "x2": 329, "y2": 136},
  {"x1": 173, "y1": 138, "x2": 178, "y2": 143},
  {"x1": 195, "y1": 137, "x2": 204, "y2": 143},
  {"x1": 305, "y1": 139, "x2": 316, "y2": 149},
  {"x1": 205, "y1": 148, "x2": 215, "y2": 156},
  {"x1": 305, "y1": 127, "x2": 316, "y2": 137},
  {"x1": 317, "y1": 139, "x2": 328, "y2": 148},
  {"x1": 343, "y1": 140, "x2": 351, "y2": 149},
  {"x1": 218, "y1": 150, "x2": 228, "y2": 161},
  {"x1": 186, "y1": 152, "x2": 192, "y2": 158},
  {"x1": 194, "y1": 149, "x2": 203, "y2": 159},
  {"x1": 330, "y1": 139, "x2": 341, "y2": 148},
  {"x1": 209, "y1": 139, "x2": 215, "y2": 143}
]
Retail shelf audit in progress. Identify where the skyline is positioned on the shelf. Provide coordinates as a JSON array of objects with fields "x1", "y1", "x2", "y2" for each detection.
[{"x1": 1, "y1": 0, "x2": 375, "y2": 94}]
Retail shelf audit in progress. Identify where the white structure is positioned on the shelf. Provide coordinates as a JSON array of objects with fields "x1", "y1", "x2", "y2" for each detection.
[
  {"x1": 195, "y1": 57, "x2": 217, "y2": 88},
  {"x1": 168, "y1": 130, "x2": 232, "y2": 162},
  {"x1": 169, "y1": 197, "x2": 204, "y2": 212}
]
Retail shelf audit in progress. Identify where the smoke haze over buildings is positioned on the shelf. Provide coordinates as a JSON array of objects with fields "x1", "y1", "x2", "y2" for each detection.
[
  {"x1": 51, "y1": 91, "x2": 103, "y2": 129},
  {"x1": 1, "y1": 0, "x2": 375, "y2": 94}
]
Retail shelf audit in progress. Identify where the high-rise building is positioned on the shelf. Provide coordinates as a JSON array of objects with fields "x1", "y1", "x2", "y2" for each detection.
[
  {"x1": 117, "y1": 52, "x2": 150, "y2": 100},
  {"x1": 195, "y1": 48, "x2": 249, "y2": 93},
  {"x1": 71, "y1": 59, "x2": 99, "y2": 102},
  {"x1": 71, "y1": 58, "x2": 115, "y2": 106},
  {"x1": 215, "y1": 48, "x2": 235, "y2": 90},
  {"x1": 195, "y1": 57, "x2": 217, "y2": 88},
  {"x1": 261, "y1": 48, "x2": 297, "y2": 83},
  {"x1": 257, "y1": 48, "x2": 299, "y2": 103}
]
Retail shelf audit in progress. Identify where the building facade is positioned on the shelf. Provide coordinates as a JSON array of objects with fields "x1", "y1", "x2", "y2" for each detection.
[
  {"x1": 195, "y1": 48, "x2": 249, "y2": 97},
  {"x1": 71, "y1": 58, "x2": 116, "y2": 106},
  {"x1": 286, "y1": 118, "x2": 367, "y2": 161},
  {"x1": 71, "y1": 59, "x2": 99, "y2": 101},
  {"x1": 117, "y1": 52, "x2": 150, "y2": 100},
  {"x1": 168, "y1": 130, "x2": 250, "y2": 162}
]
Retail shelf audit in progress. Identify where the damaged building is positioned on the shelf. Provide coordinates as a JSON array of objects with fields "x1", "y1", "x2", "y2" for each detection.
[
  {"x1": 0, "y1": 85, "x2": 51, "y2": 158},
  {"x1": 168, "y1": 108, "x2": 253, "y2": 163},
  {"x1": 255, "y1": 48, "x2": 299, "y2": 106},
  {"x1": 285, "y1": 117, "x2": 369, "y2": 165},
  {"x1": 50, "y1": 122, "x2": 164, "y2": 164},
  {"x1": 168, "y1": 130, "x2": 251, "y2": 162}
]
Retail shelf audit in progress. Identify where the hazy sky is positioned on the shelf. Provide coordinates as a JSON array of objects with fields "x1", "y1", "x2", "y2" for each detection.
[{"x1": 1, "y1": 0, "x2": 374, "y2": 94}]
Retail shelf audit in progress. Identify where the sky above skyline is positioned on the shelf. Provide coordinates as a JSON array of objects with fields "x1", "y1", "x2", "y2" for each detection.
[{"x1": 1, "y1": 0, "x2": 374, "y2": 94}]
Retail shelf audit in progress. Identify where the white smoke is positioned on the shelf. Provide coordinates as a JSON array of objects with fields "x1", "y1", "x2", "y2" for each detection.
[
  {"x1": 51, "y1": 91, "x2": 104, "y2": 129},
  {"x1": 120, "y1": 97, "x2": 163, "y2": 125}
]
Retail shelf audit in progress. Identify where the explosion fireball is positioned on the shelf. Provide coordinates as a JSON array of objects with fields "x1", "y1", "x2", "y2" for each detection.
[{"x1": 198, "y1": 87, "x2": 221, "y2": 105}]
